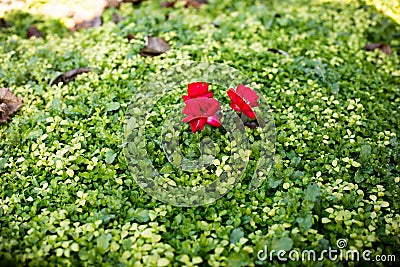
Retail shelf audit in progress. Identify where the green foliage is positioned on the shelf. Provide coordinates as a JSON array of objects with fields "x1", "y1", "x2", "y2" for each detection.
[{"x1": 0, "y1": 0, "x2": 399, "y2": 266}]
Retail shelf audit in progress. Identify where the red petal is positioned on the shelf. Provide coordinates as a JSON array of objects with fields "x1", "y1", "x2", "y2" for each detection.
[
  {"x1": 187, "y1": 82, "x2": 212, "y2": 98},
  {"x1": 183, "y1": 97, "x2": 220, "y2": 117},
  {"x1": 203, "y1": 92, "x2": 214, "y2": 98},
  {"x1": 227, "y1": 88, "x2": 237, "y2": 102},
  {"x1": 236, "y1": 84, "x2": 259, "y2": 107},
  {"x1": 229, "y1": 101, "x2": 241, "y2": 111},
  {"x1": 189, "y1": 119, "x2": 200, "y2": 132},
  {"x1": 207, "y1": 115, "x2": 221, "y2": 127},
  {"x1": 182, "y1": 100, "x2": 201, "y2": 115},
  {"x1": 182, "y1": 97, "x2": 221, "y2": 132},
  {"x1": 242, "y1": 108, "x2": 257, "y2": 119},
  {"x1": 182, "y1": 114, "x2": 195, "y2": 122},
  {"x1": 227, "y1": 87, "x2": 257, "y2": 118},
  {"x1": 189, "y1": 117, "x2": 207, "y2": 132},
  {"x1": 204, "y1": 99, "x2": 220, "y2": 116},
  {"x1": 236, "y1": 98, "x2": 257, "y2": 119}
]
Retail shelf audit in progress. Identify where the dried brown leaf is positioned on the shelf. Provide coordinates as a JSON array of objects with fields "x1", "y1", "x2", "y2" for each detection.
[
  {"x1": 74, "y1": 17, "x2": 102, "y2": 31},
  {"x1": 268, "y1": 48, "x2": 289, "y2": 57},
  {"x1": 0, "y1": 88, "x2": 23, "y2": 123},
  {"x1": 27, "y1": 26, "x2": 43, "y2": 39},
  {"x1": 127, "y1": 34, "x2": 135, "y2": 41},
  {"x1": 140, "y1": 36, "x2": 170, "y2": 57},
  {"x1": 185, "y1": 0, "x2": 201, "y2": 9},
  {"x1": 185, "y1": 0, "x2": 207, "y2": 8},
  {"x1": 112, "y1": 12, "x2": 125, "y2": 24},
  {"x1": 365, "y1": 43, "x2": 392, "y2": 55},
  {"x1": 105, "y1": 0, "x2": 121, "y2": 8},
  {"x1": 52, "y1": 68, "x2": 91, "y2": 85},
  {"x1": 121, "y1": 0, "x2": 145, "y2": 4},
  {"x1": 106, "y1": 0, "x2": 145, "y2": 8},
  {"x1": 161, "y1": 0, "x2": 206, "y2": 9},
  {"x1": 161, "y1": 1, "x2": 177, "y2": 7},
  {"x1": 0, "y1": 103, "x2": 10, "y2": 124}
]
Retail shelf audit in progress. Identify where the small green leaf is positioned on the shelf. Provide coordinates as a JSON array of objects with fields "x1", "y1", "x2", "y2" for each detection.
[
  {"x1": 70, "y1": 242, "x2": 79, "y2": 252},
  {"x1": 354, "y1": 171, "x2": 364, "y2": 183},
  {"x1": 173, "y1": 153, "x2": 182, "y2": 165},
  {"x1": 159, "y1": 163, "x2": 174, "y2": 174},
  {"x1": 304, "y1": 183, "x2": 321, "y2": 202},
  {"x1": 51, "y1": 97, "x2": 62, "y2": 111},
  {"x1": 106, "y1": 102, "x2": 121, "y2": 112},
  {"x1": 271, "y1": 236, "x2": 293, "y2": 251},
  {"x1": 96, "y1": 233, "x2": 112, "y2": 254},
  {"x1": 227, "y1": 251, "x2": 250, "y2": 267},
  {"x1": 268, "y1": 178, "x2": 282, "y2": 188},
  {"x1": 141, "y1": 228, "x2": 153, "y2": 239},
  {"x1": 129, "y1": 208, "x2": 150, "y2": 223},
  {"x1": 230, "y1": 228, "x2": 244, "y2": 244},
  {"x1": 105, "y1": 150, "x2": 117, "y2": 164},
  {"x1": 360, "y1": 144, "x2": 371, "y2": 162},
  {"x1": 296, "y1": 214, "x2": 312, "y2": 231},
  {"x1": 27, "y1": 129, "x2": 43, "y2": 139},
  {"x1": 0, "y1": 157, "x2": 8, "y2": 170},
  {"x1": 157, "y1": 258, "x2": 170, "y2": 267}
]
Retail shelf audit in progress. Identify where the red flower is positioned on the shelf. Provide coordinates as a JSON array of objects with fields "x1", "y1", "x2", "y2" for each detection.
[
  {"x1": 227, "y1": 84, "x2": 259, "y2": 119},
  {"x1": 182, "y1": 97, "x2": 221, "y2": 133},
  {"x1": 182, "y1": 82, "x2": 213, "y2": 102}
]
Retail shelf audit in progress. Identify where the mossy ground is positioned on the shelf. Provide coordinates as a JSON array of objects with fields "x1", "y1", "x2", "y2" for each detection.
[{"x1": 0, "y1": 0, "x2": 399, "y2": 266}]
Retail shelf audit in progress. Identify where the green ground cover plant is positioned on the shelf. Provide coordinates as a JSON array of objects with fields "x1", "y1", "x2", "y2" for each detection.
[{"x1": 0, "y1": 0, "x2": 399, "y2": 266}]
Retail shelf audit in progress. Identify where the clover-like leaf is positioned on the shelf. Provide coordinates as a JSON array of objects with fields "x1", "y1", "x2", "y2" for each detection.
[
  {"x1": 230, "y1": 228, "x2": 244, "y2": 244},
  {"x1": 271, "y1": 236, "x2": 293, "y2": 251},
  {"x1": 96, "y1": 233, "x2": 112, "y2": 254}
]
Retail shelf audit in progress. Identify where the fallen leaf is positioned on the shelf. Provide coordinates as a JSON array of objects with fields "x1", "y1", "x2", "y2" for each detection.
[
  {"x1": 0, "y1": 103, "x2": 10, "y2": 123},
  {"x1": 267, "y1": 48, "x2": 289, "y2": 57},
  {"x1": 121, "y1": 0, "x2": 146, "y2": 4},
  {"x1": 112, "y1": 12, "x2": 125, "y2": 24},
  {"x1": 27, "y1": 26, "x2": 43, "y2": 39},
  {"x1": 52, "y1": 68, "x2": 91, "y2": 85},
  {"x1": 127, "y1": 34, "x2": 135, "y2": 41},
  {"x1": 105, "y1": 0, "x2": 121, "y2": 8},
  {"x1": 161, "y1": 1, "x2": 176, "y2": 7},
  {"x1": 161, "y1": 0, "x2": 206, "y2": 9},
  {"x1": 0, "y1": 88, "x2": 23, "y2": 124},
  {"x1": 185, "y1": 0, "x2": 207, "y2": 9},
  {"x1": 365, "y1": 43, "x2": 392, "y2": 55},
  {"x1": 140, "y1": 36, "x2": 170, "y2": 57},
  {"x1": 74, "y1": 17, "x2": 102, "y2": 30}
]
